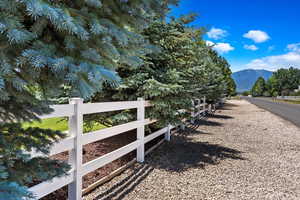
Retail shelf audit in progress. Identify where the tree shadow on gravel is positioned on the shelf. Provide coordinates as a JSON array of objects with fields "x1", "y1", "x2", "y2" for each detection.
[
  {"x1": 89, "y1": 134, "x2": 244, "y2": 200},
  {"x1": 92, "y1": 164, "x2": 154, "y2": 200},
  {"x1": 177, "y1": 111, "x2": 233, "y2": 135},
  {"x1": 207, "y1": 113, "x2": 233, "y2": 119},
  {"x1": 178, "y1": 126, "x2": 213, "y2": 136},
  {"x1": 193, "y1": 118, "x2": 223, "y2": 126},
  {"x1": 88, "y1": 107, "x2": 239, "y2": 199},
  {"x1": 177, "y1": 120, "x2": 214, "y2": 136},
  {"x1": 147, "y1": 134, "x2": 245, "y2": 172},
  {"x1": 224, "y1": 102, "x2": 239, "y2": 107},
  {"x1": 217, "y1": 102, "x2": 238, "y2": 110}
]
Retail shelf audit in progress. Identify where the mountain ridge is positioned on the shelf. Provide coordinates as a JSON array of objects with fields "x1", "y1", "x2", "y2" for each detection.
[{"x1": 232, "y1": 69, "x2": 273, "y2": 92}]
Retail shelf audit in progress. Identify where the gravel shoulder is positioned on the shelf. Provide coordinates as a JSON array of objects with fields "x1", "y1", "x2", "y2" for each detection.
[
  {"x1": 244, "y1": 97, "x2": 300, "y2": 127},
  {"x1": 84, "y1": 100, "x2": 300, "y2": 200}
]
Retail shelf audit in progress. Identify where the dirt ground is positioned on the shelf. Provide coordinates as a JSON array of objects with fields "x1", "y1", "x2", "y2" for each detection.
[{"x1": 84, "y1": 100, "x2": 300, "y2": 200}]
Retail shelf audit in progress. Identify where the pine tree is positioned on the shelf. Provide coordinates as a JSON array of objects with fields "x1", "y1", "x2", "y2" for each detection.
[
  {"x1": 0, "y1": 1, "x2": 178, "y2": 199},
  {"x1": 91, "y1": 16, "x2": 199, "y2": 126},
  {"x1": 202, "y1": 49, "x2": 236, "y2": 102},
  {"x1": 0, "y1": 123, "x2": 70, "y2": 200},
  {"x1": 0, "y1": 0, "x2": 178, "y2": 120},
  {"x1": 90, "y1": 16, "x2": 236, "y2": 127}
]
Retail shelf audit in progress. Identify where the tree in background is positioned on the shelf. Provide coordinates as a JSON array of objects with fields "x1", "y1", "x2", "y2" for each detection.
[
  {"x1": 241, "y1": 91, "x2": 250, "y2": 96},
  {"x1": 265, "y1": 76, "x2": 278, "y2": 97},
  {"x1": 0, "y1": 0, "x2": 177, "y2": 199},
  {"x1": 270, "y1": 67, "x2": 300, "y2": 95},
  {"x1": 251, "y1": 77, "x2": 266, "y2": 97},
  {"x1": 250, "y1": 67, "x2": 300, "y2": 97}
]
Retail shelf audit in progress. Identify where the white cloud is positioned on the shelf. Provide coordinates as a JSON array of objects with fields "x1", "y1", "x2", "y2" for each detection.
[
  {"x1": 206, "y1": 40, "x2": 234, "y2": 54},
  {"x1": 207, "y1": 27, "x2": 227, "y2": 40},
  {"x1": 243, "y1": 30, "x2": 270, "y2": 43},
  {"x1": 214, "y1": 43, "x2": 234, "y2": 53},
  {"x1": 244, "y1": 44, "x2": 258, "y2": 51},
  {"x1": 245, "y1": 52, "x2": 300, "y2": 71},
  {"x1": 287, "y1": 43, "x2": 300, "y2": 52},
  {"x1": 206, "y1": 40, "x2": 214, "y2": 46}
]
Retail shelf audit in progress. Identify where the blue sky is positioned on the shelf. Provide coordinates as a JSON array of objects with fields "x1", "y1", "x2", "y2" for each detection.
[{"x1": 170, "y1": 0, "x2": 300, "y2": 72}]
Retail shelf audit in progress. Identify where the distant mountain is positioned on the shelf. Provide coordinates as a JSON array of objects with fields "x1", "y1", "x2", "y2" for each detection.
[{"x1": 232, "y1": 69, "x2": 273, "y2": 92}]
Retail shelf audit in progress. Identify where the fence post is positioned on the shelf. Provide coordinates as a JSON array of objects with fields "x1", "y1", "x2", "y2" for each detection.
[
  {"x1": 68, "y1": 98, "x2": 83, "y2": 200},
  {"x1": 165, "y1": 124, "x2": 171, "y2": 141},
  {"x1": 203, "y1": 96, "x2": 206, "y2": 112},
  {"x1": 191, "y1": 99, "x2": 195, "y2": 124},
  {"x1": 196, "y1": 99, "x2": 200, "y2": 119},
  {"x1": 180, "y1": 123, "x2": 185, "y2": 131},
  {"x1": 137, "y1": 98, "x2": 145, "y2": 162}
]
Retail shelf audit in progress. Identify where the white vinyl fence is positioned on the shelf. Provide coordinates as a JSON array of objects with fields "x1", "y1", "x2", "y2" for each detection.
[
  {"x1": 28, "y1": 97, "x2": 209, "y2": 200},
  {"x1": 277, "y1": 96, "x2": 300, "y2": 101}
]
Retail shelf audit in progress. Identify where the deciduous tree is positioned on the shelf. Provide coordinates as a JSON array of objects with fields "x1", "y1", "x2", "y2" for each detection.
[{"x1": 251, "y1": 77, "x2": 266, "y2": 97}]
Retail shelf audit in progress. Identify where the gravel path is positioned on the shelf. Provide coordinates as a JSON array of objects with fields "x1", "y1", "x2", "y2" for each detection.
[{"x1": 84, "y1": 100, "x2": 300, "y2": 200}]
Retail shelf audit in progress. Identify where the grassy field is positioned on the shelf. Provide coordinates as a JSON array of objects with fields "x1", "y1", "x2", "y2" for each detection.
[
  {"x1": 275, "y1": 99, "x2": 300, "y2": 105},
  {"x1": 22, "y1": 117, "x2": 107, "y2": 133}
]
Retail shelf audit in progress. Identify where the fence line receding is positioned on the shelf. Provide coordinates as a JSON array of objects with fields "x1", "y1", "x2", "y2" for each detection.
[{"x1": 28, "y1": 97, "x2": 210, "y2": 200}]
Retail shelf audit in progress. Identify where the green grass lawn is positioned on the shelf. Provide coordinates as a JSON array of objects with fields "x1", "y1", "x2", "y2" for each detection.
[
  {"x1": 22, "y1": 117, "x2": 107, "y2": 133},
  {"x1": 276, "y1": 99, "x2": 300, "y2": 105}
]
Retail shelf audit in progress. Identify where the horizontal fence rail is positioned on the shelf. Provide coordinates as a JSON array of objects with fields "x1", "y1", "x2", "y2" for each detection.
[
  {"x1": 28, "y1": 96, "x2": 215, "y2": 200},
  {"x1": 39, "y1": 104, "x2": 75, "y2": 119}
]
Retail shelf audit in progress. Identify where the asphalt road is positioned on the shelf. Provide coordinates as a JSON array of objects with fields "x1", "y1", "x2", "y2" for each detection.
[{"x1": 243, "y1": 97, "x2": 300, "y2": 128}]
